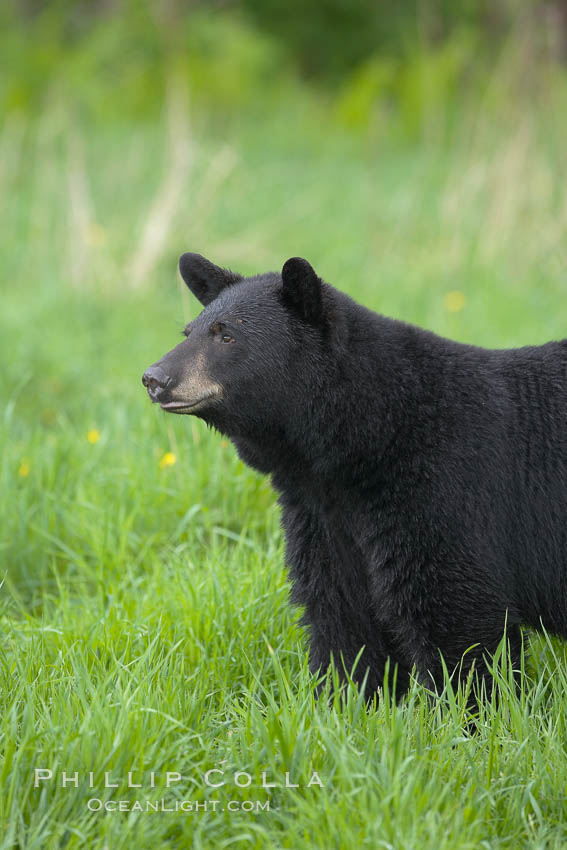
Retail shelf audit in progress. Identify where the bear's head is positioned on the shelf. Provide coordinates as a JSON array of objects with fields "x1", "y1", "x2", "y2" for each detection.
[{"x1": 142, "y1": 253, "x2": 334, "y2": 442}]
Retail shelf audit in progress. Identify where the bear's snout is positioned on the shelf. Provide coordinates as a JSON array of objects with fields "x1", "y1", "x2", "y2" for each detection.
[{"x1": 142, "y1": 364, "x2": 171, "y2": 402}]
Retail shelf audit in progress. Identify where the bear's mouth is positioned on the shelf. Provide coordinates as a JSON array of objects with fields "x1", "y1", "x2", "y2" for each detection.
[{"x1": 159, "y1": 395, "x2": 218, "y2": 414}]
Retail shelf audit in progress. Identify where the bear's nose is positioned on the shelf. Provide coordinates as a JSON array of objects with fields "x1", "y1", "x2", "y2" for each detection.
[{"x1": 142, "y1": 364, "x2": 171, "y2": 399}]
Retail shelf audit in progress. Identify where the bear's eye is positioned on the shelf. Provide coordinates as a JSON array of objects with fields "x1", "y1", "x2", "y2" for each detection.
[{"x1": 211, "y1": 321, "x2": 234, "y2": 343}]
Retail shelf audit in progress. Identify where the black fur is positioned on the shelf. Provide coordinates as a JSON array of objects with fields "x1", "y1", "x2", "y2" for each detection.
[
  {"x1": 144, "y1": 254, "x2": 567, "y2": 701},
  {"x1": 179, "y1": 252, "x2": 242, "y2": 306}
]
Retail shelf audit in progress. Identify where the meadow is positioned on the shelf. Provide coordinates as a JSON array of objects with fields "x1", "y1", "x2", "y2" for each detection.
[{"x1": 2, "y1": 13, "x2": 567, "y2": 846}]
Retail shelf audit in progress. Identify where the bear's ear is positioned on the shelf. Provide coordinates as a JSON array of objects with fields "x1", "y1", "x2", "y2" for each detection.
[
  {"x1": 281, "y1": 257, "x2": 323, "y2": 325},
  {"x1": 178, "y1": 253, "x2": 242, "y2": 306}
]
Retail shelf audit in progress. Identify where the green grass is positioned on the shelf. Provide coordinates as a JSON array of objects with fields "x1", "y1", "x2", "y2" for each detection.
[{"x1": 2, "y1": 77, "x2": 567, "y2": 848}]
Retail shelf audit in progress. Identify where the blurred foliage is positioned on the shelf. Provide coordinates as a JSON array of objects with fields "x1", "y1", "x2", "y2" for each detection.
[
  {"x1": 0, "y1": 2, "x2": 289, "y2": 120},
  {"x1": 240, "y1": 0, "x2": 546, "y2": 79},
  {"x1": 1, "y1": 0, "x2": 566, "y2": 138}
]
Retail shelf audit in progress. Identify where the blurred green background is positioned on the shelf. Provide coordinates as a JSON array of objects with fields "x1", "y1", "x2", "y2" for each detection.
[
  {"x1": 2, "y1": 0, "x2": 566, "y2": 325},
  {"x1": 2, "y1": 3, "x2": 567, "y2": 847}
]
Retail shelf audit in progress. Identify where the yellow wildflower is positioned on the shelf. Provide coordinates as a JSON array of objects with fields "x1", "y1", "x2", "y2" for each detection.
[
  {"x1": 87, "y1": 223, "x2": 107, "y2": 248},
  {"x1": 87, "y1": 429, "x2": 100, "y2": 444},
  {"x1": 160, "y1": 451, "x2": 176, "y2": 469},
  {"x1": 444, "y1": 290, "x2": 466, "y2": 313},
  {"x1": 18, "y1": 460, "x2": 30, "y2": 477}
]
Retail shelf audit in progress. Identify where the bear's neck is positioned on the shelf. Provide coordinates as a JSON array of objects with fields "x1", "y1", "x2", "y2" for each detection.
[{"x1": 237, "y1": 312, "x2": 450, "y2": 496}]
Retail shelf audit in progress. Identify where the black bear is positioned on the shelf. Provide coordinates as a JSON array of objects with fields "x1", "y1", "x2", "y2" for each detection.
[{"x1": 143, "y1": 253, "x2": 567, "y2": 700}]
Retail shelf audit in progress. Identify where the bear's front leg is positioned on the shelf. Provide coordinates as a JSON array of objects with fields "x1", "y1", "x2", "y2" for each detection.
[
  {"x1": 280, "y1": 498, "x2": 410, "y2": 700},
  {"x1": 306, "y1": 617, "x2": 409, "y2": 700}
]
